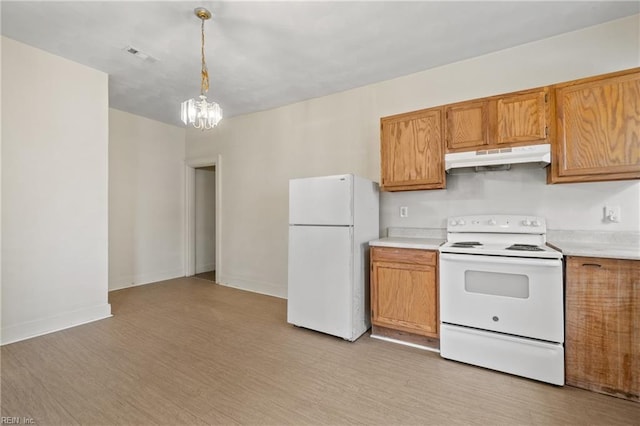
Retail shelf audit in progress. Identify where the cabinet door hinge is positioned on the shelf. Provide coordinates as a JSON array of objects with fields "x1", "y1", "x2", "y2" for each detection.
[
  {"x1": 545, "y1": 126, "x2": 549, "y2": 137},
  {"x1": 544, "y1": 93, "x2": 548, "y2": 103}
]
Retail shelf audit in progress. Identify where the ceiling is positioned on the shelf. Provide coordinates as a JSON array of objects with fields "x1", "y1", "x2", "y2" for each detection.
[{"x1": 2, "y1": 2, "x2": 638, "y2": 127}]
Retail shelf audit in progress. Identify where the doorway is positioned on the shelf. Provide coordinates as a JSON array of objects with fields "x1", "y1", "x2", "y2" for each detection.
[
  {"x1": 194, "y1": 166, "x2": 216, "y2": 282},
  {"x1": 185, "y1": 155, "x2": 222, "y2": 281}
]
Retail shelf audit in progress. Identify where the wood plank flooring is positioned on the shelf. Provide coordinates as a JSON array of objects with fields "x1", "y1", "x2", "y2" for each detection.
[
  {"x1": 194, "y1": 271, "x2": 216, "y2": 283},
  {"x1": 2, "y1": 277, "x2": 639, "y2": 425}
]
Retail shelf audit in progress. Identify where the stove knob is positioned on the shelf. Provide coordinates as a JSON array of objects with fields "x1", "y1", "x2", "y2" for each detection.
[
  {"x1": 522, "y1": 219, "x2": 531, "y2": 226},
  {"x1": 449, "y1": 219, "x2": 458, "y2": 226},
  {"x1": 488, "y1": 218, "x2": 496, "y2": 226},
  {"x1": 531, "y1": 220, "x2": 540, "y2": 227},
  {"x1": 457, "y1": 219, "x2": 466, "y2": 226}
]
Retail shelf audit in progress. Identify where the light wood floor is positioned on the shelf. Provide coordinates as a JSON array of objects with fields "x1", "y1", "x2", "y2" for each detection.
[
  {"x1": 194, "y1": 270, "x2": 216, "y2": 283},
  {"x1": 2, "y1": 278, "x2": 638, "y2": 425}
]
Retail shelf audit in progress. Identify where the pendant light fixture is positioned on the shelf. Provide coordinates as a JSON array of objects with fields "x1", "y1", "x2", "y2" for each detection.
[{"x1": 181, "y1": 7, "x2": 222, "y2": 130}]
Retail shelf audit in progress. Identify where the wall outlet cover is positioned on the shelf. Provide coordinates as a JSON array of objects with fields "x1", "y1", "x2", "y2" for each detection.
[{"x1": 603, "y1": 205, "x2": 621, "y2": 223}]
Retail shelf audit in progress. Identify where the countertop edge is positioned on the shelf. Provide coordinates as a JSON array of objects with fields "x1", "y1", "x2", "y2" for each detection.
[
  {"x1": 369, "y1": 237, "x2": 444, "y2": 251},
  {"x1": 547, "y1": 242, "x2": 640, "y2": 261}
]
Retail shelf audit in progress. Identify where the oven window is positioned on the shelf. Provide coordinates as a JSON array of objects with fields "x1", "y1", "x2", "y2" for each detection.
[{"x1": 464, "y1": 270, "x2": 529, "y2": 298}]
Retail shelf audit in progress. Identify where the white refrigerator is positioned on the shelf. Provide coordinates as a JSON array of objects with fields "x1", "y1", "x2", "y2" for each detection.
[{"x1": 287, "y1": 174, "x2": 379, "y2": 341}]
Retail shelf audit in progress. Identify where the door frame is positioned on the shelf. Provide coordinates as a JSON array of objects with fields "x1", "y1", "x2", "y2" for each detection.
[{"x1": 185, "y1": 155, "x2": 222, "y2": 278}]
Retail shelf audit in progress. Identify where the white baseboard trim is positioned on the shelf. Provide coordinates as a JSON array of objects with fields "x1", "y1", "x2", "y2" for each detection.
[
  {"x1": 108, "y1": 268, "x2": 184, "y2": 291},
  {"x1": 370, "y1": 334, "x2": 440, "y2": 353},
  {"x1": 217, "y1": 274, "x2": 286, "y2": 299},
  {"x1": 195, "y1": 263, "x2": 216, "y2": 274},
  {"x1": 1, "y1": 303, "x2": 112, "y2": 346}
]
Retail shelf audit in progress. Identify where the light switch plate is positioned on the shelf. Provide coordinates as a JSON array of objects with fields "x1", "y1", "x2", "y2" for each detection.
[{"x1": 400, "y1": 206, "x2": 408, "y2": 218}]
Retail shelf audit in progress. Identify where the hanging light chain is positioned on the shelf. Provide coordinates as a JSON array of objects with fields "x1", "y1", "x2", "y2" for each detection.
[
  {"x1": 200, "y1": 16, "x2": 209, "y2": 95},
  {"x1": 181, "y1": 7, "x2": 222, "y2": 130}
]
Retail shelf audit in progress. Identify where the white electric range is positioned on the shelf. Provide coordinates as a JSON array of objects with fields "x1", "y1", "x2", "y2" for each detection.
[{"x1": 438, "y1": 215, "x2": 565, "y2": 385}]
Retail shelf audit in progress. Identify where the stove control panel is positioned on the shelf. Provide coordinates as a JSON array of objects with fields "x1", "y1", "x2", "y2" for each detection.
[{"x1": 446, "y1": 215, "x2": 546, "y2": 234}]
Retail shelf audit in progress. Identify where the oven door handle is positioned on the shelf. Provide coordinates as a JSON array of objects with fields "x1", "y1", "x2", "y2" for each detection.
[{"x1": 439, "y1": 253, "x2": 561, "y2": 267}]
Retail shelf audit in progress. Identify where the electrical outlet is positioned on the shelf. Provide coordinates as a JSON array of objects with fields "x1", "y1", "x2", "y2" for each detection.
[
  {"x1": 400, "y1": 206, "x2": 409, "y2": 218},
  {"x1": 603, "y1": 205, "x2": 621, "y2": 223}
]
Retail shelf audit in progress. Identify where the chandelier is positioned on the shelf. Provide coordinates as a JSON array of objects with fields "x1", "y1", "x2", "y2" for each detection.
[{"x1": 181, "y1": 7, "x2": 222, "y2": 130}]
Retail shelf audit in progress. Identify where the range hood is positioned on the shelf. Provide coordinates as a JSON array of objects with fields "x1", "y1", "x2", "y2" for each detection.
[{"x1": 445, "y1": 144, "x2": 551, "y2": 172}]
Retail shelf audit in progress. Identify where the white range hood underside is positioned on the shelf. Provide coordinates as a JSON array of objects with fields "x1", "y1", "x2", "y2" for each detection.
[{"x1": 445, "y1": 144, "x2": 551, "y2": 172}]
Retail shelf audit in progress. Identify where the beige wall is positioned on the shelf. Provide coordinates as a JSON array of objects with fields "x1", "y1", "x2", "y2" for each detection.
[
  {"x1": 108, "y1": 108, "x2": 186, "y2": 290},
  {"x1": 1, "y1": 37, "x2": 111, "y2": 344},
  {"x1": 187, "y1": 15, "x2": 639, "y2": 299}
]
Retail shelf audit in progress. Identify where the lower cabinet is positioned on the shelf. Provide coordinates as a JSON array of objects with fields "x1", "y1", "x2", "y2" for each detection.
[
  {"x1": 370, "y1": 247, "x2": 438, "y2": 340},
  {"x1": 565, "y1": 256, "x2": 639, "y2": 402}
]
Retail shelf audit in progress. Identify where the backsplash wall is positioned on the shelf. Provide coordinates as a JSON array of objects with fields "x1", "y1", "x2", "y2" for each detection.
[{"x1": 381, "y1": 166, "x2": 640, "y2": 232}]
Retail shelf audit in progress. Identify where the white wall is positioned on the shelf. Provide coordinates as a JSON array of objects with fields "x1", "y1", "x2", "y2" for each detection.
[
  {"x1": 195, "y1": 167, "x2": 216, "y2": 274},
  {"x1": 383, "y1": 167, "x2": 640, "y2": 232},
  {"x1": 186, "y1": 15, "x2": 640, "y2": 298},
  {"x1": 108, "y1": 109, "x2": 186, "y2": 291},
  {"x1": 1, "y1": 37, "x2": 111, "y2": 344}
]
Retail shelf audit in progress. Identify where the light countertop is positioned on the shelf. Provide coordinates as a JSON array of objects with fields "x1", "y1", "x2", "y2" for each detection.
[
  {"x1": 546, "y1": 230, "x2": 639, "y2": 261},
  {"x1": 369, "y1": 237, "x2": 445, "y2": 251},
  {"x1": 547, "y1": 241, "x2": 640, "y2": 261},
  {"x1": 370, "y1": 228, "x2": 640, "y2": 260}
]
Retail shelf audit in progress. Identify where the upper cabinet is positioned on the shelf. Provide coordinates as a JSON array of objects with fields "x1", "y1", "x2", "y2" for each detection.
[
  {"x1": 445, "y1": 100, "x2": 489, "y2": 150},
  {"x1": 549, "y1": 69, "x2": 640, "y2": 183},
  {"x1": 379, "y1": 67, "x2": 639, "y2": 191},
  {"x1": 380, "y1": 107, "x2": 445, "y2": 192},
  {"x1": 445, "y1": 87, "x2": 551, "y2": 152},
  {"x1": 496, "y1": 89, "x2": 549, "y2": 145}
]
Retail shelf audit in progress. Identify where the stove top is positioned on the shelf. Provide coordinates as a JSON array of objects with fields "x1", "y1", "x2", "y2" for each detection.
[
  {"x1": 451, "y1": 241, "x2": 483, "y2": 248},
  {"x1": 440, "y1": 214, "x2": 562, "y2": 259},
  {"x1": 506, "y1": 244, "x2": 545, "y2": 252},
  {"x1": 439, "y1": 241, "x2": 562, "y2": 259}
]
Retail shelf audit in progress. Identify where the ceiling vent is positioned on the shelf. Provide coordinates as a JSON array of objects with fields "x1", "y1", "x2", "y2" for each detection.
[{"x1": 124, "y1": 45, "x2": 156, "y2": 63}]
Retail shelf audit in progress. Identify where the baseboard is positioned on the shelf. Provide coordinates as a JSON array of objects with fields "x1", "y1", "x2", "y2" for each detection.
[
  {"x1": 195, "y1": 263, "x2": 216, "y2": 274},
  {"x1": 370, "y1": 334, "x2": 440, "y2": 353},
  {"x1": 108, "y1": 268, "x2": 184, "y2": 291},
  {"x1": 1, "y1": 303, "x2": 112, "y2": 346},
  {"x1": 371, "y1": 324, "x2": 440, "y2": 352},
  {"x1": 216, "y1": 274, "x2": 286, "y2": 299}
]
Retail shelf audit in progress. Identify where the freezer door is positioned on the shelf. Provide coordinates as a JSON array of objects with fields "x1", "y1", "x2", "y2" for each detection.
[
  {"x1": 287, "y1": 225, "x2": 353, "y2": 339},
  {"x1": 289, "y1": 175, "x2": 353, "y2": 226}
]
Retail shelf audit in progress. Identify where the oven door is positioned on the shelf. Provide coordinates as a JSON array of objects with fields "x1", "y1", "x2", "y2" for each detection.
[{"x1": 439, "y1": 253, "x2": 563, "y2": 343}]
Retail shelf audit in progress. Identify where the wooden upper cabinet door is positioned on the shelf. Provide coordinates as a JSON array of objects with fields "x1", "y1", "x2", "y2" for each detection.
[
  {"x1": 445, "y1": 101, "x2": 489, "y2": 150},
  {"x1": 554, "y1": 71, "x2": 640, "y2": 181},
  {"x1": 496, "y1": 89, "x2": 549, "y2": 145},
  {"x1": 380, "y1": 108, "x2": 445, "y2": 191}
]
